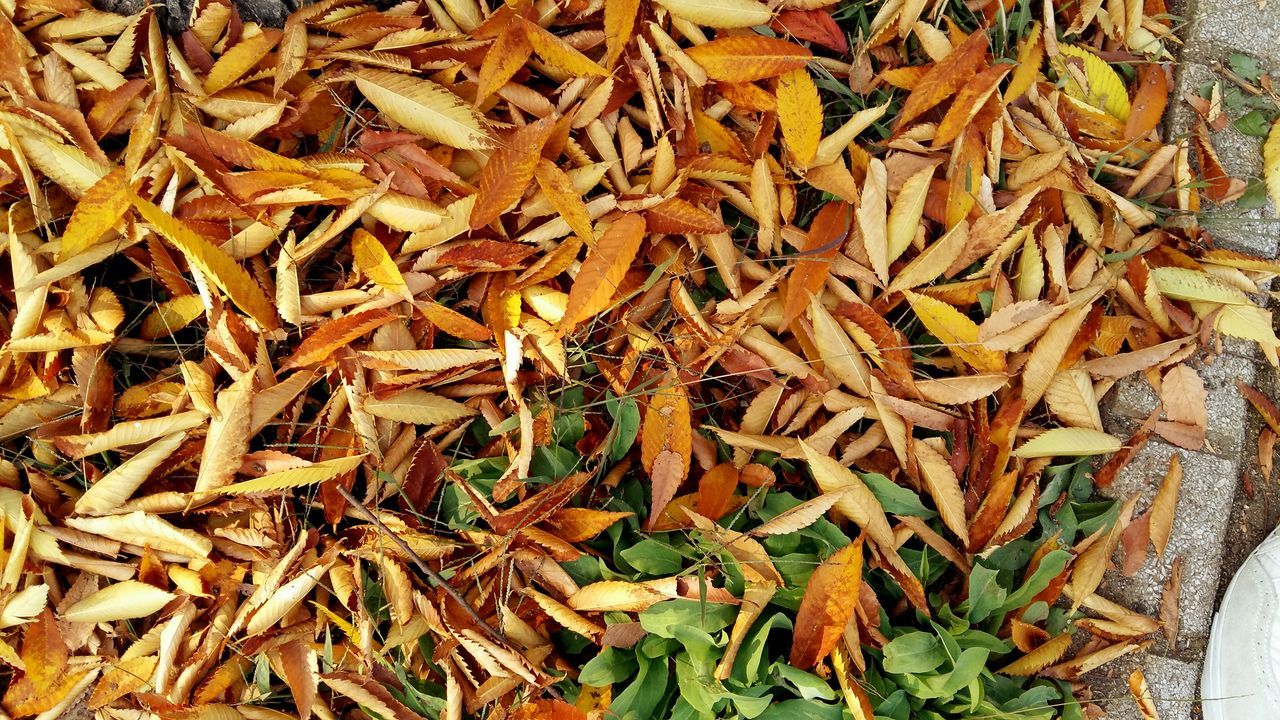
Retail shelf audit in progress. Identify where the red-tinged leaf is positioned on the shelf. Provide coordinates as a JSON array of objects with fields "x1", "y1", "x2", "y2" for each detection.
[
  {"x1": 470, "y1": 117, "x2": 557, "y2": 230},
  {"x1": 684, "y1": 36, "x2": 813, "y2": 83},
  {"x1": 896, "y1": 29, "x2": 989, "y2": 130},
  {"x1": 1240, "y1": 381, "x2": 1280, "y2": 435},
  {"x1": 559, "y1": 213, "x2": 647, "y2": 334},
  {"x1": 789, "y1": 536, "x2": 864, "y2": 668},
  {"x1": 491, "y1": 472, "x2": 590, "y2": 535},
  {"x1": 280, "y1": 309, "x2": 398, "y2": 370},
  {"x1": 771, "y1": 10, "x2": 848, "y2": 54},
  {"x1": 781, "y1": 201, "x2": 851, "y2": 331}
]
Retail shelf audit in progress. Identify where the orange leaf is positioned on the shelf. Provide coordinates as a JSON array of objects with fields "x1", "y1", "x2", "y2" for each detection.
[
  {"x1": 789, "y1": 536, "x2": 864, "y2": 668},
  {"x1": 511, "y1": 698, "x2": 587, "y2": 720},
  {"x1": 280, "y1": 308, "x2": 398, "y2": 370},
  {"x1": 645, "y1": 197, "x2": 727, "y2": 234},
  {"x1": 696, "y1": 463, "x2": 739, "y2": 520},
  {"x1": 533, "y1": 159, "x2": 594, "y2": 242},
  {"x1": 604, "y1": 0, "x2": 641, "y2": 68},
  {"x1": 477, "y1": 23, "x2": 533, "y2": 102},
  {"x1": 896, "y1": 29, "x2": 989, "y2": 130},
  {"x1": 781, "y1": 201, "x2": 852, "y2": 330},
  {"x1": 1124, "y1": 64, "x2": 1168, "y2": 141},
  {"x1": 558, "y1": 213, "x2": 646, "y2": 333},
  {"x1": 932, "y1": 62, "x2": 1011, "y2": 148},
  {"x1": 684, "y1": 36, "x2": 813, "y2": 83},
  {"x1": 470, "y1": 117, "x2": 557, "y2": 230},
  {"x1": 641, "y1": 372, "x2": 692, "y2": 530}
]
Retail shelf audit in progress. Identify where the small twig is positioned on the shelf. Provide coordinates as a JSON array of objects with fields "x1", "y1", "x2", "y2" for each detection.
[
  {"x1": 336, "y1": 485, "x2": 566, "y2": 700},
  {"x1": 1211, "y1": 59, "x2": 1265, "y2": 97},
  {"x1": 334, "y1": 484, "x2": 507, "y2": 643}
]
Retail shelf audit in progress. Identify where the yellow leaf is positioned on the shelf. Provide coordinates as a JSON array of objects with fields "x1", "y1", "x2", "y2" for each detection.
[
  {"x1": 131, "y1": 195, "x2": 278, "y2": 330},
  {"x1": 902, "y1": 291, "x2": 1005, "y2": 372},
  {"x1": 914, "y1": 440, "x2": 969, "y2": 547},
  {"x1": 776, "y1": 67, "x2": 823, "y2": 168},
  {"x1": 204, "y1": 30, "x2": 279, "y2": 94},
  {"x1": 1265, "y1": 118, "x2": 1280, "y2": 218},
  {"x1": 886, "y1": 164, "x2": 933, "y2": 264},
  {"x1": 653, "y1": 0, "x2": 771, "y2": 28},
  {"x1": 604, "y1": 0, "x2": 641, "y2": 68},
  {"x1": 358, "y1": 348, "x2": 499, "y2": 371},
  {"x1": 1054, "y1": 45, "x2": 1131, "y2": 121},
  {"x1": 520, "y1": 18, "x2": 608, "y2": 77},
  {"x1": 1012, "y1": 428, "x2": 1122, "y2": 458},
  {"x1": 1150, "y1": 267, "x2": 1251, "y2": 305},
  {"x1": 63, "y1": 581, "x2": 176, "y2": 623},
  {"x1": 800, "y1": 443, "x2": 895, "y2": 549},
  {"x1": 57, "y1": 168, "x2": 131, "y2": 261},
  {"x1": 68, "y1": 512, "x2": 214, "y2": 559},
  {"x1": 352, "y1": 229, "x2": 410, "y2": 299},
  {"x1": 568, "y1": 581, "x2": 666, "y2": 612},
  {"x1": 363, "y1": 389, "x2": 477, "y2": 425},
  {"x1": 75, "y1": 432, "x2": 186, "y2": 515},
  {"x1": 999, "y1": 633, "x2": 1072, "y2": 676},
  {"x1": 351, "y1": 68, "x2": 491, "y2": 150},
  {"x1": 216, "y1": 455, "x2": 366, "y2": 495}
]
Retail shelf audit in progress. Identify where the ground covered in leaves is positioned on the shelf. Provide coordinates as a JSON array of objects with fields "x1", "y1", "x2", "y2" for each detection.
[{"x1": 1, "y1": 0, "x2": 1280, "y2": 718}]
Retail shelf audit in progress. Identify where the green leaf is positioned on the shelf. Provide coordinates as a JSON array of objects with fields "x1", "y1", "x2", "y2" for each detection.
[
  {"x1": 675, "y1": 652, "x2": 720, "y2": 714},
  {"x1": 607, "y1": 394, "x2": 641, "y2": 462},
  {"x1": 999, "y1": 549, "x2": 1072, "y2": 613},
  {"x1": 966, "y1": 563, "x2": 1008, "y2": 623},
  {"x1": 883, "y1": 631, "x2": 946, "y2": 674},
  {"x1": 860, "y1": 472, "x2": 937, "y2": 518},
  {"x1": 773, "y1": 663, "x2": 836, "y2": 700},
  {"x1": 1237, "y1": 108, "x2": 1276, "y2": 137},
  {"x1": 610, "y1": 653, "x2": 669, "y2": 720},
  {"x1": 580, "y1": 647, "x2": 638, "y2": 686},
  {"x1": 755, "y1": 700, "x2": 844, "y2": 720},
  {"x1": 1229, "y1": 53, "x2": 1264, "y2": 83},
  {"x1": 620, "y1": 538, "x2": 684, "y2": 575},
  {"x1": 639, "y1": 599, "x2": 737, "y2": 639}
]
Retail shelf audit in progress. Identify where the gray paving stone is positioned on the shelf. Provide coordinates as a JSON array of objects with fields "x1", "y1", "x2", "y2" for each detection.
[
  {"x1": 1099, "y1": 440, "x2": 1239, "y2": 639},
  {"x1": 1182, "y1": 0, "x2": 1280, "y2": 67},
  {"x1": 1089, "y1": 654, "x2": 1200, "y2": 720},
  {"x1": 1201, "y1": 214, "x2": 1280, "y2": 257},
  {"x1": 1198, "y1": 353, "x2": 1258, "y2": 458},
  {"x1": 1101, "y1": 356, "x2": 1255, "y2": 460}
]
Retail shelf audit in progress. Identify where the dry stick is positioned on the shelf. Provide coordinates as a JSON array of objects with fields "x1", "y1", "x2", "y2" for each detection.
[
  {"x1": 334, "y1": 484, "x2": 506, "y2": 641},
  {"x1": 334, "y1": 485, "x2": 566, "y2": 699}
]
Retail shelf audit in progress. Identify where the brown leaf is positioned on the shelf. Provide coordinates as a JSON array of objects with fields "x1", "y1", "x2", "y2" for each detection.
[
  {"x1": 1148, "y1": 454, "x2": 1181, "y2": 559},
  {"x1": 1161, "y1": 555, "x2": 1183, "y2": 649}
]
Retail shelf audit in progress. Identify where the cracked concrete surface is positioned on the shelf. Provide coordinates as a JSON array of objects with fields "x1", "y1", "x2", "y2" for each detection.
[{"x1": 1089, "y1": 0, "x2": 1280, "y2": 715}]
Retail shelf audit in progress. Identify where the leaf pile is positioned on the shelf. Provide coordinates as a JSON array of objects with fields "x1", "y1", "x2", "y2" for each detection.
[{"x1": 0, "y1": 0, "x2": 1274, "y2": 718}]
